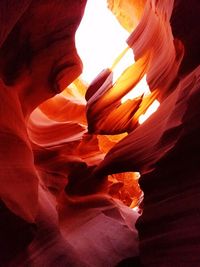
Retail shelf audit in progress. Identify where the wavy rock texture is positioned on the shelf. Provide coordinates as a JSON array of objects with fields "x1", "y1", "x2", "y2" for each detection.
[
  {"x1": 92, "y1": 0, "x2": 200, "y2": 266},
  {"x1": 107, "y1": 0, "x2": 147, "y2": 32},
  {"x1": 1, "y1": 0, "x2": 199, "y2": 266},
  {"x1": 0, "y1": 0, "x2": 86, "y2": 208},
  {"x1": 96, "y1": 64, "x2": 200, "y2": 266},
  {"x1": 0, "y1": 0, "x2": 87, "y2": 265},
  {"x1": 59, "y1": 194, "x2": 139, "y2": 267},
  {"x1": 0, "y1": 1, "x2": 140, "y2": 266},
  {"x1": 27, "y1": 79, "x2": 141, "y2": 266},
  {"x1": 28, "y1": 79, "x2": 141, "y2": 204},
  {"x1": 86, "y1": 0, "x2": 184, "y2": 135}
]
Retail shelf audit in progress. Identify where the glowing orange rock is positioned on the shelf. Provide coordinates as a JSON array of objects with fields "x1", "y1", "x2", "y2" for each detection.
[
  {"x1": 107, "y1": 0, "x2": 147, "y2": 32},
  {"x1": 86, "y1": 0, "x2": 184, "y2": 135},
  {"x1": 0, "y1": 0, "x2": 87, "y2": 264},
  {"x1": 1, "y1": 0, "x2": 199, "y2": 265},
  {"x1": 91, "y1": 1, "x2": 200, "y2": 265}
]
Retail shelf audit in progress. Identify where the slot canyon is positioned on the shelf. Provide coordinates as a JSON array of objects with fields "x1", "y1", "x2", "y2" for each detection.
[{"x1": 0, "y1": 0, "x2": 200, "y2": 266}]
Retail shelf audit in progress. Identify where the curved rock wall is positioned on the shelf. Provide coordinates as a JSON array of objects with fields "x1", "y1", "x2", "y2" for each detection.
[{"x1": 1, "y1": 0, "x2": 200, "y2": 266}]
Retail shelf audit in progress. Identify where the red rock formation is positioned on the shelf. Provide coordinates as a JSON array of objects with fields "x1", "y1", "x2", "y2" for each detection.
[
  {"x1": 92, "y1": 0, "x2": 200, "y2": 266},
  {"x1": 27, "y1": 79, "x2": 141, "y2": 266},
  {"x1": 86, "y1": 0, "x2": 184, "y2": 135},
  {"x1": 1, "y1": 0, "x2": 199, "y2": 266},
  {"x1": 0, "y1": 1, "x2": 140, "y2": 266},
  {"x1": 59, "y1": 193, "x2": 139, "y2": 267},
  {"x1": 107, "y1": 0, "x2": 147, "y2": 32},
  {"x1": 96, "y1": 64, "x2": 200, "y2": 266},
  {"x1": 0, "y1": 0, "x2": 87, "y2": 265}
]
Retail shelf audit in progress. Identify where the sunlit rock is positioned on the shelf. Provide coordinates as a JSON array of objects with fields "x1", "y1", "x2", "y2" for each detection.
[
  {"x1": 86, "y1": 0, "x2": 184, "y2": 135},
  {"x1": 92, "y1": 0, "x2": 200, "y2": 266},
  {"x1": 107, "y1": 0, "x2": 147, "y2": 32},
  {"x1": 0, "y1": 0, "x2": 87, "y2": 265},
  {"x1": 1, "y1": 0, "x2": 199, "y2": 266}
]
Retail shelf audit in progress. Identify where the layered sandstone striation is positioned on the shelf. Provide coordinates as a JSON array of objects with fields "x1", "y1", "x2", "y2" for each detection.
[
  {"x1": 94, "y1": 0, "x2": 200, "y2": 266},
  {"x1": 1, "y1": 0, "x2": 200, "y2": 266},
  {"x1": 0, "y1": 1, "x2": 139, "y2": 266}
]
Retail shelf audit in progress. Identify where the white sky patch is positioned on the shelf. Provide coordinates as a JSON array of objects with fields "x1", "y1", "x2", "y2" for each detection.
[
  {"x1": 75, "y1": 0, "x2": 160, "y2": 125},
  {"x1": 138, "y1": 100, "x2": 160, "y2": 124},
  {"x1": 121, "y1": 74, "x2": 150, "y2": 103},
  {"x1": 112, "y1": 48, "x2": 135, "y2": 84},
  {"x1": 76, "y1": 0, "x2": 129, "y2": 84}
]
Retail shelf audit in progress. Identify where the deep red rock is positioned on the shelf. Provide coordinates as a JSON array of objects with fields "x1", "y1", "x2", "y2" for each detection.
[
  {"x1": 1, "y1": 0, "x2": 199, "y2": 266},
  {"x1": 91, "y1": 1, "x2": 200, "y2": 265},
  {"x1": 0, "y1": 1, "x2": 140, "y2": 266}
]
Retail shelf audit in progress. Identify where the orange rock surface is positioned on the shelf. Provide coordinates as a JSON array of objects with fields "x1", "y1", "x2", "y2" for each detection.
[{"x1": 0, "y1": 0, "x2": 200, "y2": 266}]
